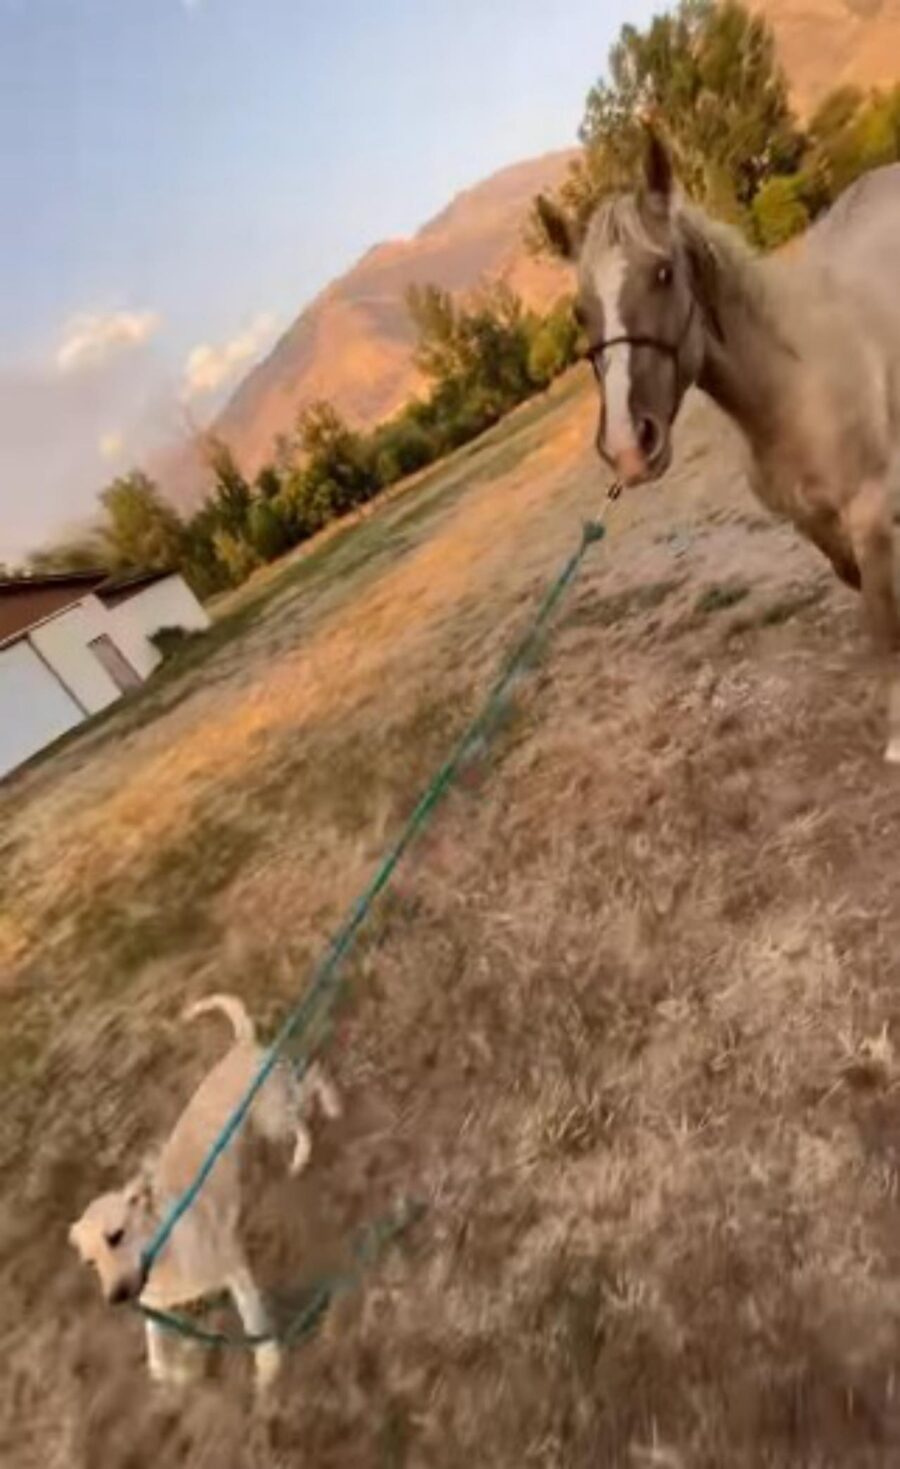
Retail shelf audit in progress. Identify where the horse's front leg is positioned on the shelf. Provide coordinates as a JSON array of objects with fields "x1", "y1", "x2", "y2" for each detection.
[
  {"x1": 843, "y1": 479, "x2": 900, "y2": 761},
  {"x1": 803, "y1": 509, "x2": 861, "y2": 590}
]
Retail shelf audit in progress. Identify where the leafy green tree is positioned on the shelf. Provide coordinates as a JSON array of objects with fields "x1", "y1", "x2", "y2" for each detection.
[
  {"x1": 533, "y1": 0, "x2": 800, "y2": 248},
  {"x1": 247, "y1": 497, "x2": 291, "y2": 562},
  {"x1": 800, "y1": 84, "x2": 900, "y2": 212},
  {"x1": 527, "y1": 301, "x2": 580, "y2": 386},
  {"x1": 98, "y1": 471, "x2": 186, "y2": 571},
  {"x1": 751, "y1": 175, "x2": 809, "y2": 247},
  {"x1": 28, "y1": 537, "x2": 107, "y2": 574},
  {"x1": 405, "y1": 279, "x2": 538, "y2": 449},
  {"x1": 254, "y1": 465, "x2": 282, "y2": 500},
  {"x1": 212, "y1": 528, "x2": 260, "y2": 585},
  {"x1": 372, "y1": 415, "x2": 436, "y2": 486},
  {"x1": 296, "y1": 401, "x2": 377, "y2": 513},
  {"x1": 204, "y1": 437, "x2": 252, "y2": 537}
]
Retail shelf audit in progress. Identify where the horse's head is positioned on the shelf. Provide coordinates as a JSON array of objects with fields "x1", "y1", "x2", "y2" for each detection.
[{"x1": 538, "y1": 132, "x2": 707, "y2": 487}]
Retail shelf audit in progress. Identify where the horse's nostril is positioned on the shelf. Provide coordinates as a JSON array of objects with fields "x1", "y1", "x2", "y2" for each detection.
[{"x1": 636, "y1": 416, "x2": 661, "y2": 460}]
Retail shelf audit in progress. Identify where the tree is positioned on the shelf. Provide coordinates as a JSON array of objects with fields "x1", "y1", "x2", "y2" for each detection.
[
  {"x1": 247, "y1": 497, "x2": 291, "y2": 562},
  {"x1": 204, "y1": 437, "x2": 252, "y2": 537},
  {"x1": 181, "y1": 503, "x2": 232, "y2": 598},
  {"x1": 296, "y1": 401, "x2": 377, "y2": 513},
  {"x1": 752, "y1": 175, "x2": 809, "y2": 248},
  {"x1": 527, "y1": 301, "x2": 580, "y2": 386},
  {"x1": 28, "y1": 537, "x2": 107, "y2": 575},
  {"x1": 212, "y1": 528, "x2": 260, "y2": 585},
  {"x1": 98, "y1": 472, "x2": 185, "y2": 571},
  {"x1": 800, "y1": 84, "x2": 900, "y2": 213},
  {"x1": 371, "y1": 415, "x2": 436, "y2": 486},
  {"x1": 254, "y1": 465, "x2": 282, "y2": 500},
  {"x1": 532, "y1": 0, "x2": 801, "y2": 249},
  {"x1": 405, "y1": 279, "x2": 539, "y2": 449}
]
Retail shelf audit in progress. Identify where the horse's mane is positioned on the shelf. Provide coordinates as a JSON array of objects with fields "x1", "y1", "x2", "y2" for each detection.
[
  {"x1": 580, "y1": 192, "x2": 666, "y2": 263},
  {"x1": 581, "y1": 190, "x2": 781, "y2": 342},
  {"x1": 674, "y1": 202, "x2": 775, "y2": 329}
]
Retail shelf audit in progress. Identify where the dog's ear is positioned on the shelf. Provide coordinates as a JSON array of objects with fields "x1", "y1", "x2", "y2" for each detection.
[{"x1": 125, "y1": 1168, "x2": 154, "y2": 1211}]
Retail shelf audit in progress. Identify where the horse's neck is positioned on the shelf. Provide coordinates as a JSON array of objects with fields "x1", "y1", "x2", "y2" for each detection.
[
  {"x1": 693, "y1": 242, "x2": 790, "y2": 456},
  {"x1": 698, "y1": 334, "x2": 779, "y2": 453}
]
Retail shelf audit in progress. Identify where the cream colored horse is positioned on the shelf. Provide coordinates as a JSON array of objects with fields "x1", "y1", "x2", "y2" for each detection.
[{"x1": 539, "y1": 137, "x2": 900, "y2": 760}]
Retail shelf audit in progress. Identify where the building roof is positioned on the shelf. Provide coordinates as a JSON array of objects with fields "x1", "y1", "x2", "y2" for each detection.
[
  {"x1": 0, "y1": 571, "x2": 108, "y2": 643},
  {"x1": 0, "y1": 566, "x2": 177, "y2": 643},
  {"x1": 0, "y1": 569, "x2": 107, "y2": 595},
  {"x1": 95, "y1": 568, "x2": 173, "y2": 607}
]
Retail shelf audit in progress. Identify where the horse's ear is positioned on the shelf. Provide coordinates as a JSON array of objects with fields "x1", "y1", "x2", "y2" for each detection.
[
  {"x1": 535, "y1": 195, "x2": 580, "y2": 261},
  {"x1": 642, "y1": 126, "x2": 674, "y2": 214}
]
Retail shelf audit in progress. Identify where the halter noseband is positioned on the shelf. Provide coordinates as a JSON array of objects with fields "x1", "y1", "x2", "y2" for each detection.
[{"x1": 585, "y1": 297, "x2": 697, "y2": 387}]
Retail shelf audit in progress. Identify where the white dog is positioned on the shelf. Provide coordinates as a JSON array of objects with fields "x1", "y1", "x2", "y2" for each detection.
[{"x1": 69, "y1": 993, "x2": 342, "y2": 1390}]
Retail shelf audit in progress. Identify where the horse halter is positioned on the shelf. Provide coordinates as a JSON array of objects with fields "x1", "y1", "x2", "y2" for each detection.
[{"x1": 585, "y1": 297, "x2": 697, "y2": 395}]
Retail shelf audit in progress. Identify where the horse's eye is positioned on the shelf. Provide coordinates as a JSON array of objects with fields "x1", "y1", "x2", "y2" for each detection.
[
  {"x1": 656, "y1": 261, "x2": 674, "y2": 287},
  {"x1": 106, "y1": 1229, "x2": 125, "y2": 1249}
]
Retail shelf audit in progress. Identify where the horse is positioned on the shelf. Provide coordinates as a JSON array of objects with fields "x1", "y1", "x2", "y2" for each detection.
[{"x1": 538, "y1": 136, "x2": 900, "y2": 761}]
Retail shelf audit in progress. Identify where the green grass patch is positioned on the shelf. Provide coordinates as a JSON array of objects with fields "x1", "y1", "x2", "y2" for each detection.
[
  {"x1": 568, "y1": 578, "x2": 684, "y2": 631},
  {"x1": 694, "y1": 581, "x2": 751, "y2": 616},
  {"x1": 61, "y1": 815, "x2": 253, "y2": 991},
  {"x1": 728, "y1": 584, "x2": 827, "y2": 636}
]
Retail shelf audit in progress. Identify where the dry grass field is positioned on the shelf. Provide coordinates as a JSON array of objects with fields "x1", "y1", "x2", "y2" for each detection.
[{"x1": 6, "y1": 368, "x2": 900, "y2": 1467}]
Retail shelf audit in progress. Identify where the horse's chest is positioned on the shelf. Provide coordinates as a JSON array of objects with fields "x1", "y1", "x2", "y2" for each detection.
[{"x1": 747, "y1": 445, "x2": 816, "y2": 523}]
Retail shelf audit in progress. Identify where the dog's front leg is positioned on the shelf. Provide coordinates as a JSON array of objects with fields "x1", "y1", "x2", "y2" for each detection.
[
  {"x1": 146, "y1": 1319, "x2": 169, "y2": 1382},
  {"x1": 228, "y1": 1266, "x2": 280, "y2": 1392}
]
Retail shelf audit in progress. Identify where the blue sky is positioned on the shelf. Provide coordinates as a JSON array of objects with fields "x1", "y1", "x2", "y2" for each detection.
[{"x1": 0, "y1": 0, "x2": 657, "y2": 559}]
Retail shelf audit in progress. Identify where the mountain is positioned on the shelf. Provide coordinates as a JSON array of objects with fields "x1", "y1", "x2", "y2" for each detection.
[
  {"x1": 165, "y1": 152, "x2": 573, "y2": 503},
  {"x1": 751, "y1": 0, "x2": 900, "y2": 115}
]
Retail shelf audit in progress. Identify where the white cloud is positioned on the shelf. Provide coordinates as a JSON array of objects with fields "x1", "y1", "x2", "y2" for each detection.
[
  {"x1": 181, "y1": 313, "x2": 277, "y2": 400},
  {"x1": 56, "y1": 310, "x2": 161, "y2": 374},
  {"x1": 99, "y1": 431, "x2": 125, "y2": 463}
]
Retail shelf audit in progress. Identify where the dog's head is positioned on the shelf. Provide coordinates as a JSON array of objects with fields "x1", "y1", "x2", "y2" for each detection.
[{"x1": 69, "y1": 1173, "x2": 154, "y2": 1305}]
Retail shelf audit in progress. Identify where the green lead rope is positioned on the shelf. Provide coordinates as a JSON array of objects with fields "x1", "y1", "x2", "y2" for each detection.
[{"x1": 138, "y1": 491, "x2": 619, "y2": 1350}]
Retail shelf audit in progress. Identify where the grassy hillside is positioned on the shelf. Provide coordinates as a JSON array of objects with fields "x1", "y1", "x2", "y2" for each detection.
[{"x1": 5, "y1": 367, "x2": 900, "y2": 1465}]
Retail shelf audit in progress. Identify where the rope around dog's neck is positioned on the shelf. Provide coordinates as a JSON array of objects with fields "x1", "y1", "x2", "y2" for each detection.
[
  {"x1": 136, "y1": 1198, "x2": 423, "y2": 1347},
  {"x1": 137, "y1": 485, "x2": 622, "y2": 1348}
]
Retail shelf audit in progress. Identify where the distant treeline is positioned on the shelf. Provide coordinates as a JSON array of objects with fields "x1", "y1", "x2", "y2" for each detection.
[
  {"x1": 28, "y1": 282, "x2": 579, "y2": 598},
  {"x1": 26, "y1": 0, "x2": 900, "y2": 596}
]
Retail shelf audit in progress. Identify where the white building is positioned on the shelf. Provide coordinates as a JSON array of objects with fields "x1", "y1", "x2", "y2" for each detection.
[{"x1": 0, "y1": 569, "x2": 210, "y2": 780}]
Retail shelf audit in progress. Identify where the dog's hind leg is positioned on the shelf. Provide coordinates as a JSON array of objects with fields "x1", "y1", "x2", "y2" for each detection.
[
  {"x1": 289, "y1": 1120, "x2": 312, "y2": 1176},
  {"x1": 228, "y1": 1264, "x2": 281, "y2": 1392},
  {"x1": 308, "y1": 1062, "x2": 342, "y2": 1122}
]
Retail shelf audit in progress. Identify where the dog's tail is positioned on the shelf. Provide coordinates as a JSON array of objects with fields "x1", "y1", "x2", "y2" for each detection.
[{"x1": 183, "y1": 993, "x2": 256, "y2": 1045}]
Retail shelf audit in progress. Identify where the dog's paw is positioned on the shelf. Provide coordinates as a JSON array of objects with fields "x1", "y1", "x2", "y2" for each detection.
[
  {"x1": 289, "y1": 1129, "x2": 312, "y2": 1176},
  {"x1": 255, "y1": 1343, "x2": 282, "y2": 1394}
]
